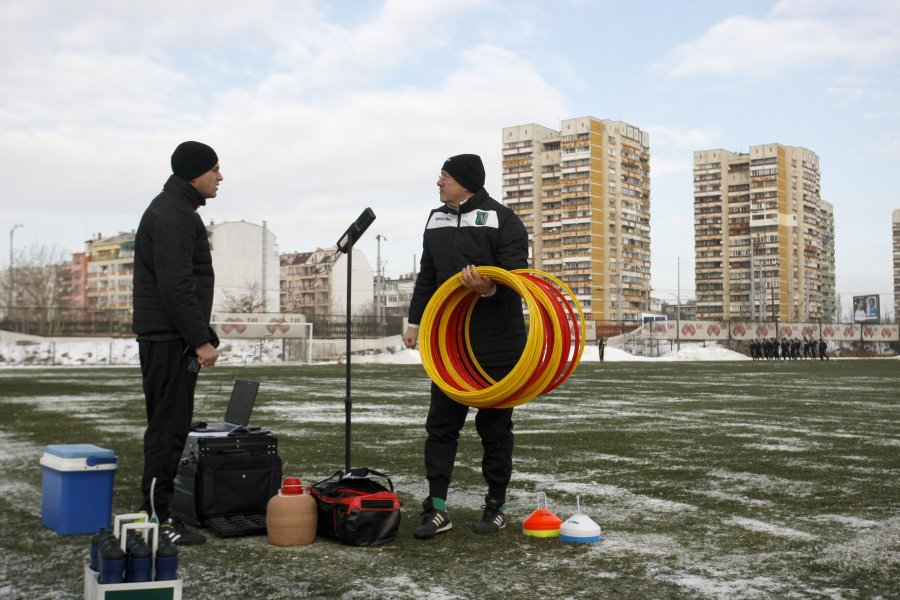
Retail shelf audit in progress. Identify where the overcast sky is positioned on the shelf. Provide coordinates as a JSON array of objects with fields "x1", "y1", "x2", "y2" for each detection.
[{"x1": 2, "y1": 0, "x2": 898, "y2": 315}]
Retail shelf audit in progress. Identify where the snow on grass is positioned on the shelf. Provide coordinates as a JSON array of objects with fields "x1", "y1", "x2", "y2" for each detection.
[
  {"x1": 743, "y1": 442, "x2": 811, "y2": 453},
  {"x1": 726, "y1": 516, "x2": 818, "y2": 541},
  {"x1": 0, "y1": 337, "x2": 753, "y2": 367},
  {"x1": 813, "y1": 516, "x2": 900, "y2": 577},
  {"x1": 511, "y1": 471, "x2": 698, "y2": 517},
  {"x1": 672, "y1": 573, "x2": 784, "y2": 600},
  {"x1": 691, "y1": 490, "x2": 776, "y2": 509},
  {"x1": 811, "y1": 514, "x2": 880, "y2": 529},
  {"x1": 0, "y1": 430, "x2": 43, "y2": 516}
]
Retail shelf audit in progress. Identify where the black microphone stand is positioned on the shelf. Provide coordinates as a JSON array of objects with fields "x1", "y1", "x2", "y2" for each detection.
[{"x1": 335, "y1": 208, "x2": 376, "y2": 472}]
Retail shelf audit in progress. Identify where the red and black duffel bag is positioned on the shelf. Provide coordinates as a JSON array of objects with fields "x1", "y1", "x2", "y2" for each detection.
[{"x1": 308, "y1": 468, "x2": 401, "y2": 546}]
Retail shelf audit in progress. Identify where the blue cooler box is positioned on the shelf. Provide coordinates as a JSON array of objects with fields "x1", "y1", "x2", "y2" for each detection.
[{"x1": 40, "y1": 444, "x2": 117, "y2": 535}]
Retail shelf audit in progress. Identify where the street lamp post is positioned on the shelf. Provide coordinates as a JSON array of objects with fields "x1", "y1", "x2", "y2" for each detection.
[
  {"x1": 750, "y1": 242, "x2": 756, "y2": 321},
  {"x1": 677, "y1": 256, "x2": 681, "y2": 351},
  {"x1": 618, "y1": 261, "x2": 623, "y2": 325},
  {"x1": 8, "y1": 224, "x2": 23, "y2": 319},
  {"x1": 375, "y1": 234, "x2": 387, "y2": 325}
]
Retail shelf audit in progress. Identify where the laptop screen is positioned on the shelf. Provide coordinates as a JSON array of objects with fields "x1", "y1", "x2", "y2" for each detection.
[{"x1": 224, "y1": 380, "x2": 260, "y2": 426}]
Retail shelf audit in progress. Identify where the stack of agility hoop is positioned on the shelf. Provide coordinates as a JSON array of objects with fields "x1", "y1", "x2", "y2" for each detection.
[{"x1": 418, "y1": 267, "x2": 586, "y2": 409}]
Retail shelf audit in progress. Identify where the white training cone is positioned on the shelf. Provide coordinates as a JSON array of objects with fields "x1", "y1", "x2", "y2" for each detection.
[{"x1": 560, "y1": 496, "x2": 602, "y2": 543}]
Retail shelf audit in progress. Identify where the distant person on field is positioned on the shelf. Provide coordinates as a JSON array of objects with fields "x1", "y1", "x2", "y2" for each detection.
[
  {"x1": 403, "y1": 153, "x2": 528, "y2": 540},
  {"x1": 132, "y1": 141, "x2": 222, "y2": 546},
  {"x1": 818, "y1": 339, "x2": 828, "y2": 360},
  {"x1": 597, "y1": 335, "x2": 606, "y2": 362}
]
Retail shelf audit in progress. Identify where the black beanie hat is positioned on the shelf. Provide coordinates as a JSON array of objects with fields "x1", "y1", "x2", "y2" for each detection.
[
  {"x1": 171, "y1": 141, "x2": 218, "y2": 181},
  {"x1": 442, "y1": 154, "x2": 485, "y2": 193}
]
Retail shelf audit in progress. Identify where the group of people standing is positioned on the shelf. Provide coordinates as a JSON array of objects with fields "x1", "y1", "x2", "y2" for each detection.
[
  {"x1": 749, "y1": 337, "x2": 829, "y2": 360},
  {"x1": 135, "y1": 144, "x2": 524, "y2": 546}
]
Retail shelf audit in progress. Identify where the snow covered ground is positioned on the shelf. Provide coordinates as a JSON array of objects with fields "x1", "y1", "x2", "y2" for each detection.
[
  {"x1": 353, "y1": 341, "x2": 751, "y2": 364},
  {"x1": 0, "y1": 335, "x2": 749, "y2": 367}
]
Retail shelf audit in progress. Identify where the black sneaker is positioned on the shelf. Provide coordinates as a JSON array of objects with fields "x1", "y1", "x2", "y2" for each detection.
[
  {"x1": 414, "y1": 498, "x2": 452, "y2": 540},
  {"x1": 473, "y1": 496, "x2": 507, "y2": 534},
  {"x1": 160, "y1": 518, "x2": 206, "y2": 546}
]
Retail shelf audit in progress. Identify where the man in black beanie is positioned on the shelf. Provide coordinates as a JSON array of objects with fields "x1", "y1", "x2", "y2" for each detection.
[
  {"x1": 438, "y1": 153, "x2": 485, "y2": 196},
  {"x1": 132, "y1": 141, "x2": 222, "y2": 545},
  {"x1": 403, "y1": 153, "x2": 529, "y2": 540},
  {"x1": 170, "y1": 141, "x2": 221, "y2": 198}
]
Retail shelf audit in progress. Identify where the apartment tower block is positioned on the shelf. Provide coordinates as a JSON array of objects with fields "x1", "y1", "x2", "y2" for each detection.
[
  {"x1": 819, "y1": 200, "x2": 836, "y2": 321},
  {"x1": 693, "y1": 144, "x2": 833, "y2": 322},
  {"x1": 502, "y1": 117, "x2": 651, "y2": 322},
  {"x1": 893, "y1": 209, "x2": 900, "y2": 323}
]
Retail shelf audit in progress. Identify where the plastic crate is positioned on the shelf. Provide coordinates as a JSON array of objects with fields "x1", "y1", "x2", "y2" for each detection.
[{"x1": 84, "y1": 514, "x2": 182, "y2": 600}]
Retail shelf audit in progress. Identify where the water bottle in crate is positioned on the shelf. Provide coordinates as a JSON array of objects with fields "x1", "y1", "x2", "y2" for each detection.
[{"x1": 84, "y1": 513, "x2": 183, "y2": 599}]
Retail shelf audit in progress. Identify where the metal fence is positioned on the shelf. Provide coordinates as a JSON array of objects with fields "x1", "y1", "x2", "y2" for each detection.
[
  {"x1": 2, "y1": 308, "x2": 406, "y2": 339},
  {"x1": 1, "y1": 308, "x2": 131, "y2": 337}
]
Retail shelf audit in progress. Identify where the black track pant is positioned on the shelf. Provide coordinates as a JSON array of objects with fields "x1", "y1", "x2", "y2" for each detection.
[
  {"x1": 424, "y1": 364, "x2": 515, "y2": 505},
  {"x1": 138, "y1": 339, "x2": 198, "y2": 521}
]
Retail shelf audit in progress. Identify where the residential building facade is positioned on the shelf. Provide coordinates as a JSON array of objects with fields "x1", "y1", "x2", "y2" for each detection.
[
  {"x1": 649, "y1": 296, "x2": 697, "y2": 322},
  {"x1": 209, "y1": 220, "x2": 281, "y2": 313},
  {"x1": 894, "y1": 209, "x2": 900, "y2": 323},
  {"x1": 502, "y1": 116, "x2": 651, "y2": 322},
  {"x1": 58, "y1": 251, "x2": 90, "y2": 333},
  {"x1": 62, "y1": 252, "x2": 89, "y2": 312},
  {"x1": 85, "y1": 232, "x2": 135, "y2": 314},
  {"x1": 819, "y1": 200, "x2": 836, "y2": 321},
  {"x1": 693, "y1": 144, "x2": 832, "y2": 322},
  {"x1": 63, "y1": 220, "x2": 283, "y2": 333},
  {"x1": 382, "y1": 272, "x2": 416, "y2": 319},
  {"x1": 280, "y1": 248, "x2": 374, "y2": 316}
]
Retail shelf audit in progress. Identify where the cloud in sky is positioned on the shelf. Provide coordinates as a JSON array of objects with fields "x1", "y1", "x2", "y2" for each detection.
[
  {"x1": 657, "y1": 0, "x2": 900, "y2": 80},
  {"x1": 1, "y1": 0, "x2": 896, "y2": 304},
  {"x1": 0, "y1": 3, "x2": 582, "y2": 309}
]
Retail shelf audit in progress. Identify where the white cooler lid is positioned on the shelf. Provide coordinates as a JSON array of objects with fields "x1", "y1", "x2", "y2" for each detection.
[{"x1": 40, "y1": 444, "x2": 118, "y2": 471}]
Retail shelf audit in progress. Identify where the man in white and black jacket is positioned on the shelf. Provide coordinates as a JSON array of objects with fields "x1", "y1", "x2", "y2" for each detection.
[
  {"x1": 403, "y1": 153, "x2": 528, "y2": 540},
  {"x1": 132, "y1": 141, "x2": 222, "y2": 546}
]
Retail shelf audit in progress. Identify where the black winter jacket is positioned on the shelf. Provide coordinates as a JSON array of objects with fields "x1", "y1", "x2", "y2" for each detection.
[
  {"x1": 408, "y1": 189, "x2": 528, "y2": 367},
  {"x1": 132, "y1": 175, "x2": 217, "y2": 349}
]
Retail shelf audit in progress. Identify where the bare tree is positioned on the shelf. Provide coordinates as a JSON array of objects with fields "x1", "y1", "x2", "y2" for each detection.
[
  {"x1": 355, "y1": 300, "x2": 375, "y2": 317},
  {"x1": 4, "y1": 243, "x2": 74, "y2": 335},
  {"x1": 220, "y1": 280, "x2": 266, "y2": 313}
]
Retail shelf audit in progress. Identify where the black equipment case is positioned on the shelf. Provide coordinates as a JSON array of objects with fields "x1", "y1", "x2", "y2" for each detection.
[{"x1": 172, "y1": 431, "x2": 283, "y2": 537}]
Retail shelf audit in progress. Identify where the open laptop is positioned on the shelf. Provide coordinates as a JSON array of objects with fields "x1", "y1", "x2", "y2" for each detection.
[{"x1": 194, "y1": 379, "x2": 260, "y2": 433}]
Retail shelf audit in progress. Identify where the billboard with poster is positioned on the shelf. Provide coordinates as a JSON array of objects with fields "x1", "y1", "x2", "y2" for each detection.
[{"x1": 852, "y1": 295, "x2": 880, "y2": 323}]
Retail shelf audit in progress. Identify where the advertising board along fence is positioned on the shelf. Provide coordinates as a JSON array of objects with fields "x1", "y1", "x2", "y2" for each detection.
[
  {"x1": 211, "y1": 313, "x2": 312, "y2": 339},
  {"x1": 638, "y1": 320, "x2": 899, "y2": 343},
  {"x1": 211, "y1": 312, "x2": 314, "y2": 362}
]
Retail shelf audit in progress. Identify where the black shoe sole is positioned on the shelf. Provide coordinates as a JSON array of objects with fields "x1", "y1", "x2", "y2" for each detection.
[
  {"x1": 414, "y1": 523, "x2": 452, "y2": 540},
  {"x1": 473, "y1": 525, "x2": 506, "y2": 534}
]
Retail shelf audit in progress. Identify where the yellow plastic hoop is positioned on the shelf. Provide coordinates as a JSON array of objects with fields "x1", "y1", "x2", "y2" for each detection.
[{"x1": 418, "y1": 267, "x2": 585, "y2": 408}]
